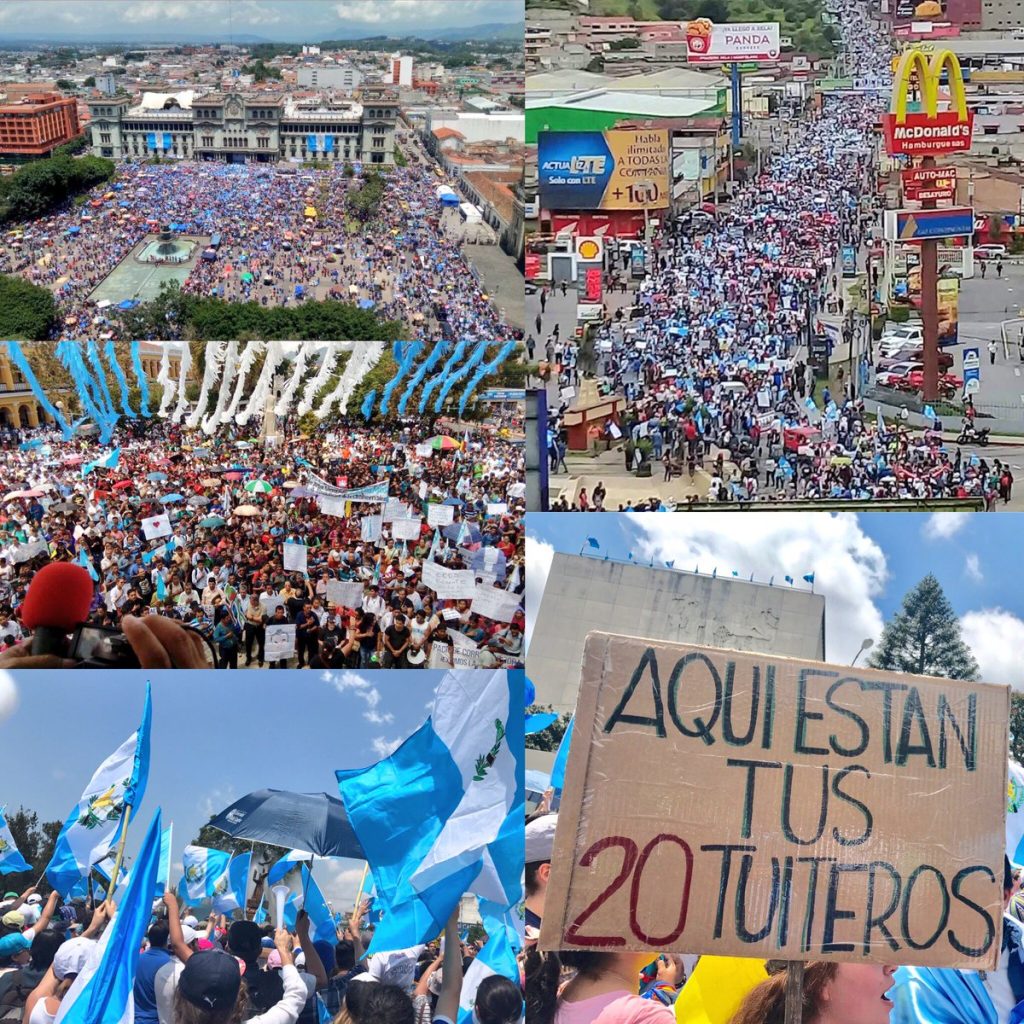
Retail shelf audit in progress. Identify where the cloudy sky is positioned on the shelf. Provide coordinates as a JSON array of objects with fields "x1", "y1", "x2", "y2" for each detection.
[
  {"x1": 0, "y1": 1, "x2": 522, "y2": 42},
  {"x1": 526, "y1": 512, "x2": 1024, "y2": 690},
  {"x1": 0, "y1": 669, "x2": 439, "y2": 907}
]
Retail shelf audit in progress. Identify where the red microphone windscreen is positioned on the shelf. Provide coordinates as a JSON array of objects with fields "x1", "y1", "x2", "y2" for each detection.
[{"x1": 21, "y1": 562, "x2": 95, "y2": 632}]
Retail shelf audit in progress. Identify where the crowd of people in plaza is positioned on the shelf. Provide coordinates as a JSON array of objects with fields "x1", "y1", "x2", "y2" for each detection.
[
  {"x1": 0, "y1": 157, "x2": 515, "y2": 343},
  {"x1": 0, "y1": 882, "x2": 523, "y2": 1024},
  {"x1": 0, "y1": 411, "x2": 525, "y2": 671},
  {"x1": 539, "y1": 0, "x2": 1001, "y2": 508}
]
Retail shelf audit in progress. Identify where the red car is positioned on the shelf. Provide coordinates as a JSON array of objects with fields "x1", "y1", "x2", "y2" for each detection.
[{"x1": 905, "y1": 371, "x2": 963, "y2": 393}]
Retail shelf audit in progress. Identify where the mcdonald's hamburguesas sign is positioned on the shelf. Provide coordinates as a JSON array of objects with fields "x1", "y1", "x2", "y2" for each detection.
[{"x1": 882, "y1": 48, "x2": 974, "y2": 156}]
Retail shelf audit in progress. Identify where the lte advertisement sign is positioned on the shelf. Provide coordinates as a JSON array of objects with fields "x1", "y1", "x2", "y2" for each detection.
[{"x1": 538, "y1": 130, "x2": 670, "y2": 212}]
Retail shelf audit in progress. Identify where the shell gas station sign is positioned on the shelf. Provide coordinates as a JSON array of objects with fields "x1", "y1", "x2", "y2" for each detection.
[{"x1": 882, "y1": 48, "x2": 974, "y2": 155}]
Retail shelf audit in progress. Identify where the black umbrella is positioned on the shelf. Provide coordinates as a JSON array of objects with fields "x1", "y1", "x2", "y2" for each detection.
[{"x1": 207, "y1": 789, "x2": 364, "y2": 859}]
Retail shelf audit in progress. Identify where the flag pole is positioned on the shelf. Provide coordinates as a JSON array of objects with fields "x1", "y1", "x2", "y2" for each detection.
[
  {"x1": 106, "y1": 806, "x2": 132, "y2": 901},
  {"x1": 353, "y1": 861, "x2": 370, "y2": 912}
]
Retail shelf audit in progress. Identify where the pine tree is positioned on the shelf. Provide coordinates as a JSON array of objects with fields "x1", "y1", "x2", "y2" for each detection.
[{"x1": 868, "y1": 573, "x2": 979, "y2": 680}]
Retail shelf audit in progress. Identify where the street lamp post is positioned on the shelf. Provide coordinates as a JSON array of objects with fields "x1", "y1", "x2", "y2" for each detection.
[{"x1": 851, "y1": 638, "x2": 874, "y2": 666}]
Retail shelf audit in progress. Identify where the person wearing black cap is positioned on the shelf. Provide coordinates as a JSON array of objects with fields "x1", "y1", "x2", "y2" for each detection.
[{"x1": 173, "y1": 928, "x2": 306, "y2": 1024}]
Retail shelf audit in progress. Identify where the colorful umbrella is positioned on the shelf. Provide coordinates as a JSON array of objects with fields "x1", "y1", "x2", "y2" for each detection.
[
  {"x1": 426, "y1": 435, "x2": 462, "y2": 451},
  {"x1": 233, "y1": 505, "x2": 260, "y2": 517},
  {"x1": 160, "y1": 493, "x2": 185, "y2": 503},
  {"x1": 200, "y1": 516, "x2": 227, "y2": 528},
  {"x1": 244, "y1": 480, "x2": 274, "y2": 494}
]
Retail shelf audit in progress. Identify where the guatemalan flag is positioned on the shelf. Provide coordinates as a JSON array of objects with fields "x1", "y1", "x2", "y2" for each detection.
[
  {"x1": 179, "y1": 845, "x2": 232, "y2": 903},
  {"x1": 211, "y1": 853, "x2": 251, "y2": 915},
  {"x1": 0, "y1": 808, "x2": 30, "y2": 874},
  {"x1": 457, "y1": 899, "x2": 523, "y2": 1024},
  {"x1": 300, "y1": 866, "x2": 337, "y2": 945},
  {"x1": 54, "y1": 808, "x2": 163, "y2": 1024},
  {"x1": 267, "y1": 849, "x2": 314, "y2": 885},
  {"x1": 337, "y1": 669, "x2": 523, "y2": 954},
  {"x1": 46, "y1": 684, "x2": 152, "y2": 897}
]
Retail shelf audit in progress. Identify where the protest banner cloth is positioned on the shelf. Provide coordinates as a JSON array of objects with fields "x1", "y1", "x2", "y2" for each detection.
[
  {"x1": 283, "y1": 542, "x2": 308, "y2": 575},
  {"x1": 427, "y1": 504, "x2": 455, "y2": 528},
  {"x1": 326, "y1": 579, "x2": 364, "y2": 609},
  {"x1": 265, "y1": 624, "x2": 296, "y2": 662},
  {"x1": 540, "y1": 632, "x2": 1008, "y2": 968},
  {"x1": 141, "y1": 513, "x2": 172, "y2": 540}
]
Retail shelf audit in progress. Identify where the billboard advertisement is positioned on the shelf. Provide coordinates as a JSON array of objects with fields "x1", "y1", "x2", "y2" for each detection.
[
  {"x1": 937, "y1": 277, "x2": 959, "y2": 347},
  {"x1": 884, "y1": 207, "x2": 974, "y2": 241},
  {"x1": 538, "y1": 130, "x2": 670, "y2": 212},
  {"x1": 685, "y1": 20, "x2": 781, "y2": 64},
  {"x1": 963, "y1": 346, "x2": 980, "y2": 394},
  {"x1": 902, "y1": 165, "x2": 956, "y2": 202}
]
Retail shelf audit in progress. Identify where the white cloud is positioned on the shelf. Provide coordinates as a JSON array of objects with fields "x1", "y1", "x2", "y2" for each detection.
[
  {"x1": 324, "y1": 671, "x2": 392, "y2": 725},
  {"x1": 0, "y1": 672, "x2": 16, "y2": 724},
  {"x1": 923, "y1": 513, "x2": 968, "y2": 541},
  {"x1": 371, "y1": 736, "x2": 402, "y2": 758},
  {"x1": 629, "y1": 512, "x2": 889, "y2": 665},
  {"x1": 525, "y1": 536, "x2": 554, "y2": 652},
  {"x1": 965, "y1": 553, "x2": 983, "y2": 582},
  {"x1": 961, "y1": 608, "x2": 1024, "y2": 689},
  {"x1": 199, "y1": 784, "x2": 237, "y2": 820},
  {"x1": 333, "y1": 0, "x2": 487, "y2": 23},
  {"x1": 315, "y1": 863, "x2": 368, "y2": 909}
]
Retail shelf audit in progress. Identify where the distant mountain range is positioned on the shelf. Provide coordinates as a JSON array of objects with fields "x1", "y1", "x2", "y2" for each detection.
[{"x1": 0, "y1": 21, "x2": 523, "y2": 47}]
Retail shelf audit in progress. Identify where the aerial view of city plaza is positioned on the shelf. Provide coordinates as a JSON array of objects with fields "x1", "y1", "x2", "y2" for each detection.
[{"x1": 0, "y1": 0, "x2": 526, "y2": 342}]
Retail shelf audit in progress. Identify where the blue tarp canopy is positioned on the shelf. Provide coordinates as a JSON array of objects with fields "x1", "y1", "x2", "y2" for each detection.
[
  {"x1": 357, "y1": 298, "x2": 375, "y2": 309},
  {"x1": 66, "y1": 226, "x2": 80, "y2": 235},
  {"x1": 117, "y1": 299, "x2": 138, "y2": 310}
]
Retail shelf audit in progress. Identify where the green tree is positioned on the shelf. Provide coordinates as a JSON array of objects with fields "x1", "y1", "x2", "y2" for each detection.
[
  {"x1": 2, "y1": 807, "x2": 65, "y2": 895},
  {"x1": 83, "y1": 75, "x2": 96, "y2": 87},
  {"x1": 56, "y1": 79, "x2": 75, "y2": 91},
  {"x1": 0, "y1": 275, "x2": 58, "y2": 340},
  {"x1": 525, "y1": 705, "x2": 571, "y2": 752},
  {"x1": 868, "y1": 574, "x2": 979, "y2": 680},
  {"x1": 1012, "y1": 692, "x2": 1024, "y2": 764},
  {"x1": 695, "y1": 0, "x2": 729, "y2": 19}
]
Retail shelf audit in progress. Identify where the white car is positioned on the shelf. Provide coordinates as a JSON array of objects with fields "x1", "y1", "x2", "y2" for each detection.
[
  {"x1": 975, "y1": 244, "x2": 1006, "y2": 260},
  {"x1": 881, "y1": 325, "x2": 924, "y2": 347}
]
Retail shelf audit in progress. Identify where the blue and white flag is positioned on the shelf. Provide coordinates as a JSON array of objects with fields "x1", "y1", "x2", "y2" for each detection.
[
  {"x1": 82, "y1": 448, "x2": 121, "y2": 478},
  {"x1": 0, "y1": 807, "x2": 30, "y2": 874},
  {"x1": 46, "y1": 684, "x2": 152, "y2": 897},
  {"x1": 154, "y1": 824, "x2": 173, "y2": 897},
  {"x1": 180, "y1": 845, "x2": 232, "y2": 903},
  {"x1": 550, "y1": 717, "x2": 574, "y2": 795},
  {"x1": 457, "y1": 901, "x2": 523, "y2": 1024},
  {"x1": 94, "y1": 854, "x2": 131, "y2": 896},
  {"x1": 300, "y1": 866, "x2": 336, "y2": 945},
  {"x1": 268, "y1": 849, "x2": 313, "y2": 885},
  {"x1": 155, "y1": 572, "x2": 167, "y2": 603},
  {"x1": 54, "y1": 808, "x2": 163, "y2": 1024},
  {"x1": 924, "y1": 404, "x2": 937, "y2": 421},
  {"x1": 78, "y1": 547, "x2": 99, "y2": 582},
  {"x1": 212, "y1": 853, "x2": 251, "y2": 915},
  {"x1": 337, "y1": 669, "x2": 522, "y2": 954}
]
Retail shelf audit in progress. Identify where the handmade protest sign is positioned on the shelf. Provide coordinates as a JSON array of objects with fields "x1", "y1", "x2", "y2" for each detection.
[
  {"x1": 361, "y1": 515, "x2": 382, "y2": 542},
  {"x1": 470, "y1": 586, "x2": 521, "y2": 623},
  {"x1": 540, "y1": 632, "x2": 1008, "y2": 968},
  {"x1": 421, "y1": 560, "x2": 477, "y2": 600},
  {"x1": 265, "y1": 624, "x2": 296, "y2": 662},
  {"x1": 427, "y1": 504, "x2": 455, "y2": 528},
  {"x1": 326, "y1": 580, "x2": 364, "y2": 609},
  {"x1": 391, "y1": 519, "x2": 422, "y2": 542},
  {"x1": 142, "y1": 513, "x2": 173, "y2": 540},
  {"x1": 283, "y1": 542, "x2": 308, "y2": 575}
]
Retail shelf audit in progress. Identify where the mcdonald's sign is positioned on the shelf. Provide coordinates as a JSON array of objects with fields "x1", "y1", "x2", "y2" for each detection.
[{"x1": 882, "y1": 48, "x2": 974, "y2": 155}]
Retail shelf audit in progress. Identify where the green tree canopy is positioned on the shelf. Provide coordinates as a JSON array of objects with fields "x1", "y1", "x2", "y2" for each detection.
[
  {"x1": 0, "y1": 275, "x2": 58, "y2": 340},
  {"x1": 868, "y1": 573, "x2": 980, "y2": 680}
]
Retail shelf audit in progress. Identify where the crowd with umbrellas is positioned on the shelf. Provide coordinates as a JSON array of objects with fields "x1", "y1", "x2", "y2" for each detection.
[
  {"x1": 0, "y1": 407, "x2": 525, "y2": 670},
  {"x1": 0, "y1": 159, "x2": 518, "y2": 344}
]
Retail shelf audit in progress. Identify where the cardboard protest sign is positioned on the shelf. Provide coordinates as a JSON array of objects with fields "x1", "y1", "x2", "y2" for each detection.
[
  {"x1": 540, "y1": 633, "x2": 1008, "y2": 968},
  {"x1": 265, "y1": 624, "x2": 296, "y2": 662},
  {"x1": 326, "y1": 579, "x2": 364, "y2": 609},
  {"x1": 382, "y1": 500, "x2": 410, "y2": 523},
  {"x1": 142, "y1": 513, "x2": 173, "y2": 540},
  {"x1": 427, "y1": 504, "x2": 455, "y2": 528},
  {"x1": 283, "y1": 542, "x2": 308, "y2": 575}
]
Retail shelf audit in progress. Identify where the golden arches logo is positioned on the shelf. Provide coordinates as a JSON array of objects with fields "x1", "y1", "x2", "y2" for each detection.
[{"x1": 890, "y1": 48, "x2": 968, "y2": 123}]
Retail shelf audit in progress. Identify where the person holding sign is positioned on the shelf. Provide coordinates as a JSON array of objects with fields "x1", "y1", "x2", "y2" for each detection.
[{"x1": 730, "y1": 962, "x2": 896, "y2": 1024}]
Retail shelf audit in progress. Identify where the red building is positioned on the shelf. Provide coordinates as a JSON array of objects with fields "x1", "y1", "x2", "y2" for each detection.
[{"x1": 0, "y1": 91, "x2": 81, "y2": 160}]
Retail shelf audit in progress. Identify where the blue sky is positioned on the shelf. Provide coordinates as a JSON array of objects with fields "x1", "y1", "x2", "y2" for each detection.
[
  {"x1": 526, "y1": 512, "x2": 1024, "y2": 688},
  {"x1": 0, "y1": 670, "x2": 439, "y2": 905},
  {"x1": 0, "y1": 1, "x2": 522, "y2": 42}
]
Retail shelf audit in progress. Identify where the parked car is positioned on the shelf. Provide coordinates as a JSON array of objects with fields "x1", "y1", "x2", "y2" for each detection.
[
  {"x1": 878, "y1": 348, "x2": 954, "y2": 372},
  {"x1": 880, "y1": 324, "x2": 924, "y2": 345},
  {"x1": 875, "y1": 361, "x2": 922, "y2": 387}
]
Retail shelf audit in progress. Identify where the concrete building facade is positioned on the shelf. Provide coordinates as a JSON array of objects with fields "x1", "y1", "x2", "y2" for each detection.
[
  {"x1": 87, "y1": 87, "x2": 397, "y2": 165},
  {"x1": 296, "y1": 64, "x2": 363, "y2": 92},
  {"x1": 529, "y1": 553, "x2": 827, "y2": 713}
]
